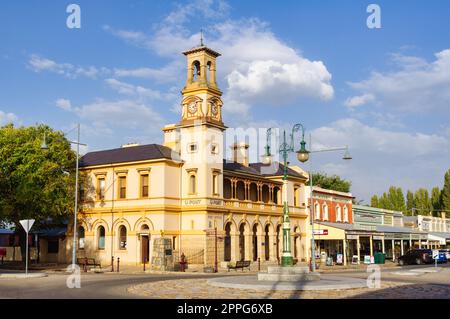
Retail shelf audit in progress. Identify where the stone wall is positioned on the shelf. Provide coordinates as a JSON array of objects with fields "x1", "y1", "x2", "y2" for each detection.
[{"x1": 151, "y1": 237, "x2": 174, "y2": 271}]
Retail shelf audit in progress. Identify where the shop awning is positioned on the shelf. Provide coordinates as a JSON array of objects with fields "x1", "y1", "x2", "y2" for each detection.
[{"x1": 428, "y1": 232, "x2": 450, "y2": 245}]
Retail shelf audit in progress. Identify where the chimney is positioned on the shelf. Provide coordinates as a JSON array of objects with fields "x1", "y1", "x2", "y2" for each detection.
[{"x1": 231, "y1": 142, "x2": 249, "y2": 166}]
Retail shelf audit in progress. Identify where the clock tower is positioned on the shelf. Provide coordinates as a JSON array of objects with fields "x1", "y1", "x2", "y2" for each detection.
[
  {"x1": 180, "y1": 45, "x2": 225, "y2": 128},
  {"x1": 162, "y1": 43, "x2": 226, "y2": 205}
]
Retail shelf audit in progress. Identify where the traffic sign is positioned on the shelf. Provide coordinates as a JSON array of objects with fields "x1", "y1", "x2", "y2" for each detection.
[
  {"x1": 19, "y1": 219, "x2": 35, "y2": 276},
  {"x1": 19, "y1": 219, "x2": 35, "y2": 233},
  {"x1": 432, "y1": 250, "x2": 439, "y2": 259}
]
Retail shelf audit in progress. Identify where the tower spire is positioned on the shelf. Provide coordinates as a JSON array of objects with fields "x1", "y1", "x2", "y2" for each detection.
[{"x1": 200, "y1": 29, "x2": 204, "y2": 46}]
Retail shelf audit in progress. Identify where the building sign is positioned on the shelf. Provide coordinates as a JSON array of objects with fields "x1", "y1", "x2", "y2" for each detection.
[
  {"x1": 347, "y1": 235, "x2": 359, "y2": 240},
  {"x1": 184, "y1": 199, "x2": 201, "y2": 206},
  {"x1": 209, "y1": 199, "x2": 223, "y2": 206},
  {"x1": 354, "y1": 213, "x2": 383, "y2": 225},
  {"x1": 353, "y1": 223, "x2": 377, "y2": 231},
  {"x1": 373, "y1": 236, "x2": 384, "y2": 240},
  {"x1": 313, "y1": 229, "x2": 328, "y2": 235}
]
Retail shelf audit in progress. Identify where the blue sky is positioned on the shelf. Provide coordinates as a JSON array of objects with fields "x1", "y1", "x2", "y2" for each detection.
[{"x1": 1, "y1": 0, "x2": 449, "y2": 202}]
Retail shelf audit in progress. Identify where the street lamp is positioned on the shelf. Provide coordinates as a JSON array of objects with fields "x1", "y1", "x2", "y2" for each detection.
[
  {"x1": 262, "y1": 124, "x2": 309, "y2": 267},
  {"x1": 263, "y1": 127, "x2": 352, "y2": 270},
  {"x1": 307, "y1": 138, "x2": 352, "y2": 272},
  {"x1": 41, "y1": 124, "x2": 86, "y2": 272}
]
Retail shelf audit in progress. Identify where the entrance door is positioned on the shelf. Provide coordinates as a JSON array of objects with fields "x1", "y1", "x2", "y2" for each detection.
[{"x1": 141, "y1": 235, "x2": 150, "y2": 263}]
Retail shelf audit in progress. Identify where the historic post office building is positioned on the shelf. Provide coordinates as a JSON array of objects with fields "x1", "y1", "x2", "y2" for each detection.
[{"x1": 70, "y1": 44, "x2": 311, "y2": 267}]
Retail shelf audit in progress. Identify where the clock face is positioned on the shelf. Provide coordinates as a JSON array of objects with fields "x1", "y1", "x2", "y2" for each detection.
[
  {"x1": 188, "y1": 102, "x2": 197, "y2": 114},
  {"x1": 211, "y1": 102, "x2": 218, "y2": 116}
]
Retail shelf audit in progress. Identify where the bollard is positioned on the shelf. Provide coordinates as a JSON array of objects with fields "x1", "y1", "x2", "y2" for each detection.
[
  {"x1": 111, "y1": 256, "x2": 114, "y2": 272},
  {"x1": 84, "y1": 257, "x2": 88, "y2": 273},
  {"x1": 258, "y1": 257, "x2": 261, "y2": 271},
  {"x1": 117, "y1": 257, "x2": 120, "y2": 273}
]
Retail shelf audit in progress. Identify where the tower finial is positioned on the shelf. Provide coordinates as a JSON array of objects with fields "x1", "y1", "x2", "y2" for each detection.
[{"x1": 200, "y1": 29, "x2": 204, "y2": 46}]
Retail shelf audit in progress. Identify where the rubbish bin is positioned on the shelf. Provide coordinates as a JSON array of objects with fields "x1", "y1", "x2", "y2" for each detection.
[{"x1": 374, "y1": 252, "x2": 385, "y2": 264}]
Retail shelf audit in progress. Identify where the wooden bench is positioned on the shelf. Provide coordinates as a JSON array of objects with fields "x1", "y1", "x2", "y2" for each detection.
[
  {"x1": 227, "y1": 260, "x2": 251, "y2": 272},
  {"x1": 77, "y1": 257, "x2": 101, "y2": 271}
]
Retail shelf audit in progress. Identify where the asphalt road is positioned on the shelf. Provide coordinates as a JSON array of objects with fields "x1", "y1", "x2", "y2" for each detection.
[{"x1": 0, "y1": 263, "x2": 449, "y2": 299}]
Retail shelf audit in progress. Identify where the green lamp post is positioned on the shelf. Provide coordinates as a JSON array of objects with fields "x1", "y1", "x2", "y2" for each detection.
[{"x1": 262, "y1": 124, "x2": 309, "y2": 267}]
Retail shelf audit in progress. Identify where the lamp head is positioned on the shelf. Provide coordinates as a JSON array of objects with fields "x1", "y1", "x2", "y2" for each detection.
[
  {"x1": 343, "y1": 146, "x2": 352, "y2": 161},
  {"x1": 261, "y1": 145, "x2": 273, "y2": 165},
  {"x1": 296, "y1": 140, "x2": 310, "y2": 163}
]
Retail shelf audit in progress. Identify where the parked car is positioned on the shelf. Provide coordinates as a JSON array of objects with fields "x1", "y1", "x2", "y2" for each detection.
[
  {"x1": 438, "y1": 249, "x2": 449, "y2": 262},
  {"x1": 442, "y1": 249, "x2": 450, "y2": 260},
  {"x1": 398, "y1": 249, "x2": 433, "y2": 265}
]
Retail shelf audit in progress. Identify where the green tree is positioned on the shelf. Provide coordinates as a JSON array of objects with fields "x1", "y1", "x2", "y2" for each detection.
[
  {"x1": 371, "y1": 195, "x2": 379, "y2": 208},
  {"x1": 431, "y1": 186, "x2": 442, "y2": 216},
  {"x1": 0, "y1": 124, "x2": 76, "y2": 259},
  {"x1": 442, "y1": 169, "x2": 450, "y2": 217},
  {"x1": 311, "y1": 172, "x2": 351, "y2": 193},
  {"x1": 406, "y1": 190, "x2": 415, "y2": 216},
  {"x1": 378, "y1": 192, "x2": 391, "y2": 210},
  {"x1": 414, "y1": 188, "x2": 432, "y2": 216},
  {"x1": 385, "y1": 186, "x2": 406, "y2": 213}
]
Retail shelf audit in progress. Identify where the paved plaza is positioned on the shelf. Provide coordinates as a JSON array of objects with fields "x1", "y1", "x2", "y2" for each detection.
[{"x1": 0, "y1": 263, "x2": 449, "y2": 299}]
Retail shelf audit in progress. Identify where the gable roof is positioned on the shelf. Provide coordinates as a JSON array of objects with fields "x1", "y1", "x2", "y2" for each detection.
[{"x1": 80, "y1": 144, "x2": 175, "y2": 167}]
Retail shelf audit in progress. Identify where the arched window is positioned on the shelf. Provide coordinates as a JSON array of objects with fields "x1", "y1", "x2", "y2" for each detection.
[
  {"x1": 118, "y1": 225, "x2": 127, "y2": 249},
  {"x1": 323, "y1": 204, "x2": 329, "y2": 221},
  {"x1": 192, "y1": 60, "x2": 201, "y2": 81},
  {"x1": 343, "y1": 206, "x2": 349, "y2": 222},
  {"x1": 97, "y1": 226, "x2": 105, "y2": 250},
  {"x1": 189, "y1": 174, "x2": 197, "y2": 194},
  {"x1": 206, "y1": 61, "x2": 212, "y2": 82},
  {"x1": 78, "y1": 226, "x2": 85, "y2": 250},
  {"x1": 314, "y1": 203, "x2": 320, "y2": 220},
  {"x1": 336, "y1": 206, "x2": 342, "y2": 222}
]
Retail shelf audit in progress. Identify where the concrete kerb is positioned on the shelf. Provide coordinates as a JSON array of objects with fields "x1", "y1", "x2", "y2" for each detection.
[
  {"x1": 0, "y1": 273, "x2": 48, "y2": 279},
  {"x1": 207, "y1": 275, "x2": 368, "y2": 291}
]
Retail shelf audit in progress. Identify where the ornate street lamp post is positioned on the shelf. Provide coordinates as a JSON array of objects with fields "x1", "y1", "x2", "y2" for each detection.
[
  {"x1": 262, "y1": 124, "x2": 309, "y2": 267},
  {"x1": 263, "y1": 127, "x2": 352, "y2": 270}
]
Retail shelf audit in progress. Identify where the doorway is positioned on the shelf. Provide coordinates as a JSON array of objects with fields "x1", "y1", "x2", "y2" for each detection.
[{"x1": 141, "y1": 235, "x2": 150, "y2": 263}]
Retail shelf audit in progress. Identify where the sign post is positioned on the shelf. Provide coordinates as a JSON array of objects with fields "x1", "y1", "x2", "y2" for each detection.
[
  {"x1": 19, "y1": 219, "x2": 35, "y2": 276},
  {"x1": 432, "y1": 249, "x2": 439, "y2": 268}
]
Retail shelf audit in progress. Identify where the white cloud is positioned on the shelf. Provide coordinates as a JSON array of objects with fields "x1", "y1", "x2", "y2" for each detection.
[
  {"x1": 105, "y1": 78, "x2": 178, "y2": 103},
  {"x1": 310, "y1": 118, "x2": 450, "y2": 202},
  {"x1": 226, "y1": 59, "x2": 333, "y2": 105},
  {"x1": 113, "y1": 60, "x2": 183, "y2": 83},
  {"x1": 344, "y1": 93, "x2": 375, "y2": 108},
  {"x1": 346, "y1": 49, "x2": 450, "y2": 113},
  {"x1": 0, "y1": 111, "x2": 18, "y2": 125},
  {"x1": 105, "y1": 7, "x2": 334, "y2": 118},
  {"x1": 56, "y1": 98, "x2": 72, "y2": 111},
  {"x1": 28, "y1": 54, "x2": 109, "y2": 79},
  {"x1": 58, "y1": 99, "x2": 164, "y2": 133}
]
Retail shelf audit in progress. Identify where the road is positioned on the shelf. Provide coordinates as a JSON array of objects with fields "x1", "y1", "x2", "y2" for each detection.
[{"x1": 0, "y1": 263, "x2": 449, "y2": 299}]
